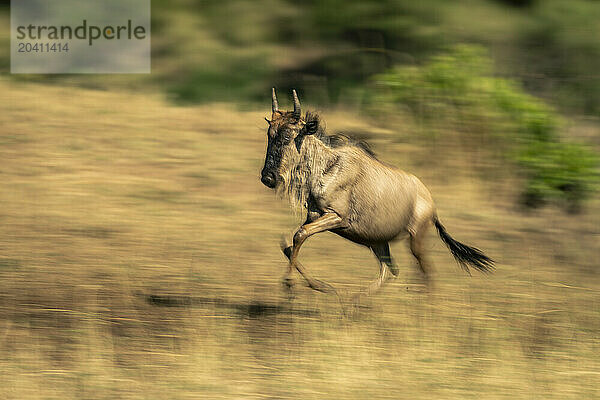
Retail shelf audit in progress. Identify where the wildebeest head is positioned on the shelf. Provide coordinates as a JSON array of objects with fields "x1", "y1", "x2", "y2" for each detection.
[{"x1": 260, "y1": 88, "x2": 319, "y2": 189}]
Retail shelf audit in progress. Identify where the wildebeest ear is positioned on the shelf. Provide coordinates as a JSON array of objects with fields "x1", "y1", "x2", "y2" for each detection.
[{"x1": 304, "y1": 120, "x2": 318, "y2": 135}]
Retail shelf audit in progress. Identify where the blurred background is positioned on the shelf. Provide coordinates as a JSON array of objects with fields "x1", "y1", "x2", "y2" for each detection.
[{"x1": 1, "y1": 0, "x2": 599, "y2": 398}]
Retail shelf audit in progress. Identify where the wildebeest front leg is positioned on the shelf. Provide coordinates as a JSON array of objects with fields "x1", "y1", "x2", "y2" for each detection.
[
  {"x1": 280, "y1": 246, "x2": 331, "y2": 294},
  {"x1": 284, "y1": 212, "x2": 343, "y2": 293}
]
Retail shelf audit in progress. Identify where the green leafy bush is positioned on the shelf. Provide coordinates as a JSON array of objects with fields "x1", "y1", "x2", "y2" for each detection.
[{"x1": 372, "y1": 45, "x2": 599, "y2": 211}]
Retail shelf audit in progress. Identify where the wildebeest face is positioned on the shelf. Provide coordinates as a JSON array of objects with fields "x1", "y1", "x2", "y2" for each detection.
[
  {"x1": 261, "y1": 89, "x2": 313, "y2": 189},
  {"x1": 261, "y1": 112, "x2": 304, "y2": 189}
]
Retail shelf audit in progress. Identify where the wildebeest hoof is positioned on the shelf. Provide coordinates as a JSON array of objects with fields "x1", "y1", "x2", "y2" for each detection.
[
  {"x1": 280, "y1": 235, "x2": 292, "y2": 260},
  {"x1": 282, "y1": 276, "x2": 296, "y2": 290}
]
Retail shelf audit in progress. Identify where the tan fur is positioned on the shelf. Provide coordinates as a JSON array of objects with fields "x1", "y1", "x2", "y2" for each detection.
[{"x1": 277, "y1": 132, "x2": 435, "y2": 243}]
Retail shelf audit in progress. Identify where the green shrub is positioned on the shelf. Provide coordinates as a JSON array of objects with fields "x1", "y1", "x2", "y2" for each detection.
[
  {"x1": 371, "y1": 45, "x2": 599, "y2": 211},
  {"x1": 519, "y1": 142, "x2": 598, "y2": 212}
]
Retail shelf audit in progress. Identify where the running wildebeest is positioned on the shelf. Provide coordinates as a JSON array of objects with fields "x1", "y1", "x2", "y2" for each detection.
[{"x1": 261, "y1": 89, "x2": 493, "y2": 295}]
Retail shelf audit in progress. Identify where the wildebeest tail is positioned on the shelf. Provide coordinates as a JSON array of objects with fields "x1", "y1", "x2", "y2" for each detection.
[{"x1": 433, "y1": 216, "x2": 494, "y2": 274}]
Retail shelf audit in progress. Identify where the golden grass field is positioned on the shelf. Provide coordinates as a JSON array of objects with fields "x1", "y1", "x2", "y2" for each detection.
[{"x1": 1, "y1": 78, "x2": 599, "y2": 399}]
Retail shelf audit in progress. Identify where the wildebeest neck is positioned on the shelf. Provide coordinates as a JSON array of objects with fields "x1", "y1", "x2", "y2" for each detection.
[{"x1": 279, "y1": 135, "x2": 336, "y2": 210}]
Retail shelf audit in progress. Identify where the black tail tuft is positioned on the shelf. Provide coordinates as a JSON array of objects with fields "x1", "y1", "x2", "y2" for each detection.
[{"x1": 434, "y1": 217, "x2": 495, "y2": 274}]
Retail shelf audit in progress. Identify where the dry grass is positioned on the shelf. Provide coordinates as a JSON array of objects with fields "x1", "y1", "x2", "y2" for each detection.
[{"x1": 1, "y1": 78, "x2": 599, "y2": 399}]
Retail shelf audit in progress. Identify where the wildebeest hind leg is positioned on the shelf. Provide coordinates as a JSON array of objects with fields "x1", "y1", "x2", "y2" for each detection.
[
  {"x1": 409, "y1": 221, "x2": 434, "y2": 289},
  {"x1": 372, "y1": 242, "x2": 399, "y2": 277},
  {"x1": 362, "y1": 243, "x2": 396, "y2": 295}
]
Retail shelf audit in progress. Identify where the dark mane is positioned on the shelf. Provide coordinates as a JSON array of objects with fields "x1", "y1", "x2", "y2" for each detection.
[{"x1": 305, "y1": 111, "x2": 377, "y2": 159}]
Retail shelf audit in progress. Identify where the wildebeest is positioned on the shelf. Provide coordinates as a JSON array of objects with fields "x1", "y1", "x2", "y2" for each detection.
[{"x1": 261, "y1": 89, "x2": 493, "y2": 295}]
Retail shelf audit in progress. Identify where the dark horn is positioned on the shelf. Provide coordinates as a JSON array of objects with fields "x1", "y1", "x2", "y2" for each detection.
[
  {"x1": 292, "y1": 89, "x2": 301, "y2": 119},
  {"x1": 271, "y1": 88, "x2": 279, "y2": 114}
]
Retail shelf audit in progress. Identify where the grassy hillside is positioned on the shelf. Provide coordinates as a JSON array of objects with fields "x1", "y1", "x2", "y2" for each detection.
[
  {"x1": 1, "y1": 79, "x2": 599, "y2": 399},
  {"x1": 3, "y1": 1, "x2": 600, "y2": 115}
]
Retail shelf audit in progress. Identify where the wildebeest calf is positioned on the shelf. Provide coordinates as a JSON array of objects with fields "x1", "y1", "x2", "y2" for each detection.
[{"x1": 261, "y1": 89, "x2": 493, "y2": 295}]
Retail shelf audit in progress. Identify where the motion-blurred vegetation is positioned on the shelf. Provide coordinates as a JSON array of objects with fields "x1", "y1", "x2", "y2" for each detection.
[
  {"x1": 3, "y1": 0, "x2": 598, "y2": 209},
  {"x1": 370, "y1": 45, "x2": 599, "y2": 211},
  {"x1": 153, "y1": 0, "x2": 600, "y2": 115},
  {"x1": 2, "y1": 0, "x2": 600, "y2": 114}
]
